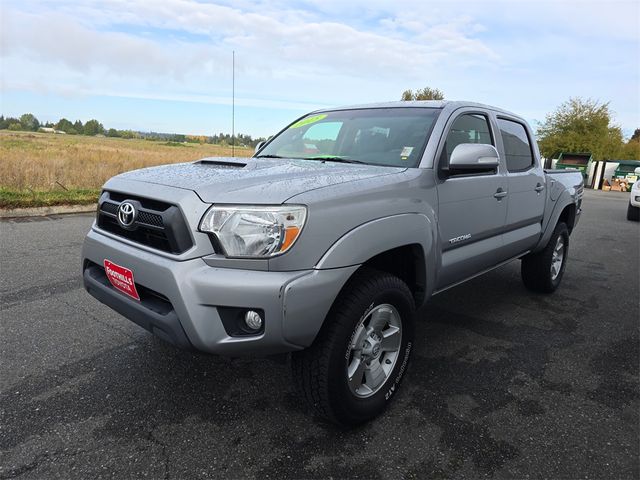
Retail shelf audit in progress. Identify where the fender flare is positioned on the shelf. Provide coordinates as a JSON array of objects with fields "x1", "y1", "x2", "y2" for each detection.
[
  {"x1": 533, "y1": 190, "x2": 576, "y2": 252},
  {"x1": 315, "y1": 213, "x2": 437, "y2": 301}
]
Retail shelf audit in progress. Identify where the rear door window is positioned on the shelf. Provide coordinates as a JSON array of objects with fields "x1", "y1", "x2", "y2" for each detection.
[{"x1": 497, "y1": 119, "x2": 534, "y2": 171}]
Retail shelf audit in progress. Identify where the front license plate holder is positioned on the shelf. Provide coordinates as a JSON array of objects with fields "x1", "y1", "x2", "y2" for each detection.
[{"x1": 103, "y1": 259, "x2": 141, "y2": 301}]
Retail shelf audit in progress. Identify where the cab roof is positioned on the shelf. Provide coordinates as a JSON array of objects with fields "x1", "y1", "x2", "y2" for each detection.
[{"x1": 313, "y1": 100, "x2": 521, "y2": 119}]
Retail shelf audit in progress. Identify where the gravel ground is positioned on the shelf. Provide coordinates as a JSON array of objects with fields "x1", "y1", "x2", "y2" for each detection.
[{"x1": 0, "y1": 188, "x2": 638, "y2": 479}]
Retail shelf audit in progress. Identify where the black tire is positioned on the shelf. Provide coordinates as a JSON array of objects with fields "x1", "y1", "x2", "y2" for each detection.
[
  {"x1": 292, "y1": 268, "x2": 415, "y2": 426},
  {"x1": 521, "y1": 222, "x2": 569, "y2": 293},
  {"x1": 627, "y1": 202, "x2": 640, "y2": 221}
]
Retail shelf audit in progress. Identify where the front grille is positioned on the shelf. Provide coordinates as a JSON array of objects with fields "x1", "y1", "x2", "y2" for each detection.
[
  {"x1": 101, "y1": 202, "x2": 119, "y2": 215},
  {"x1": 137, "y1": 210, "x2": 163, "y2": 227},
  {"x1": 107, "y1": 191, "x2": 172, "y2": 211},
  {"x1": 98, "y1": 215, "x2": 175, "y2": 252},
  {"x1": 96, "y1": 191, "x2": 193, "y2": 254}
]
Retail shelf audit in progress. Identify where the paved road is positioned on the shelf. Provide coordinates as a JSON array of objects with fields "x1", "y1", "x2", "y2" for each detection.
[{"x1": 1, "y1": 190, "x2": 638, "y2": 479}]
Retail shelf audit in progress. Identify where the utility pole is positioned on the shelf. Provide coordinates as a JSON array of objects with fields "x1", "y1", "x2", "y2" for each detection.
[{"x1": 231, "y1": 50, "x2": 235, "y2": 158}]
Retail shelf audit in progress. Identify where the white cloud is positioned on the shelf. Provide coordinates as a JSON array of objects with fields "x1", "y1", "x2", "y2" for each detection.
[
  {"x1": 2, "y1": 10, "x2": 227, "y2": 79},
  {"x1": 1, "y1": 0, "x2": 638, "y2": 134},
  {"x1": 303, "y1": 0, "x2": 640, "y2": 41},
  {"x1": 2, "y1": 0, "x2": 500, "y2": 81}
]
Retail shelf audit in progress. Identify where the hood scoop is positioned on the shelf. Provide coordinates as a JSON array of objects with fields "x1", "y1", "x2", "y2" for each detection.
[{"x1": 196, "y1": 157, "x2": 248, "y2": 169}]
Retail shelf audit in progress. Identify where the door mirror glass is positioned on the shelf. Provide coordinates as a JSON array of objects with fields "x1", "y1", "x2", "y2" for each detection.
[{"x1": 449, "y1": 143, "x2": 500, "y2": 171}]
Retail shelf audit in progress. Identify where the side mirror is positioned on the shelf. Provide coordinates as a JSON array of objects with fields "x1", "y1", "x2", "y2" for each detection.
[
  {"x1": 254, "y1": 140, "x2": 266, "y2": 154},
  {"x1": 634, "y1": 167, "x2": 640, "y2": 175},
  {"x1": 449, "y1": 143, "x2": 500, "y2": 171}
]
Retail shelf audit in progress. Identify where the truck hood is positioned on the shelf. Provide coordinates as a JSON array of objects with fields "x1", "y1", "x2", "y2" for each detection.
[{"x1": 114, "y1": 157, "x2": 405, "y2": 204}]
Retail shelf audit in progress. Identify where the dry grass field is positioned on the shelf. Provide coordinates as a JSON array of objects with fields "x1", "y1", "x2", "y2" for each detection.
[{"x1": 0, "y1": 131, "x2": 252, "y2": 208}]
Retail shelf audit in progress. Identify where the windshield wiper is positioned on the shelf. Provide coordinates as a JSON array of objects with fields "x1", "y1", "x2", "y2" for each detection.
[
  {"x1": 256, "y1": 154, "x2": 367, "y2": 165},
  {"x1": 305, "y1": 156, "x2": 367, "y2": 164}
]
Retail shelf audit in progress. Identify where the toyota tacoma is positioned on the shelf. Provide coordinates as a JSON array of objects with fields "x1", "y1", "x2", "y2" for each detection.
[{"x1": 82, "y1": 101, "x2": 584, "y2": 425}]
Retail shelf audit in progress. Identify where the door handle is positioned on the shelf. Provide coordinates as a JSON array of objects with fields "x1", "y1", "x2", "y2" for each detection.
[
  {"x1": 535, "y1": 183, "x2": 545, "y2": 193},
  {"x1": 493, "y1": 188, "x2": 508, "y2": 199}
]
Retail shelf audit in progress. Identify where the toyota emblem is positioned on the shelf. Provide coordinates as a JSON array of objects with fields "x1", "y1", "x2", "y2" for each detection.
[{"x1": 117, "y1": 202, "x2": 136, "y2": 227}]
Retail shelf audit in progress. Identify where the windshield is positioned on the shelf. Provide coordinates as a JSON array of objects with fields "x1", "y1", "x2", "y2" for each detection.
[{"x1": 256, "y1": 108, "x2": 440, "y2": 167}]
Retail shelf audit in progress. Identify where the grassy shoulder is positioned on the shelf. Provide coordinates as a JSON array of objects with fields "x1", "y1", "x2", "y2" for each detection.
[
  {"x1": 0, "y1": 188, "x2": 100, "y2": 209},
  {"x1": 0, "y1": 130, "x2": 254, "y2": 209},
  {"x1": 0, "y1": 130, "x2": 253, "y2": 210}
]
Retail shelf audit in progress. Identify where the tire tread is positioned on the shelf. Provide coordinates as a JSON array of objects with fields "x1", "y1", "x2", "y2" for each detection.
[
  {"x1": 521, "y1": 222, "x2": 568, "y2": 293},
  {"x1": 292, "y1": 267, "x2": 413, "y2": 424}
]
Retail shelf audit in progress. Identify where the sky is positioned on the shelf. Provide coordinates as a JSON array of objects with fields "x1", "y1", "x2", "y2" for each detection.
[{"x1": 1, "y1": 0, "x2": 639, "y2": 138}]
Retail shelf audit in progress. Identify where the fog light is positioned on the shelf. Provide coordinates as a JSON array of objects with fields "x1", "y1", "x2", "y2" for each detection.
[{"x1": 244, "y1": 310, "x2": 263, "y2": 330}]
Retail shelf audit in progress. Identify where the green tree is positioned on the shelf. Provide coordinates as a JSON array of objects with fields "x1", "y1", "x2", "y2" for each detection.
[
  {"x1": 83, "y1": 119, "x2": 104, "y2": 136},
  {"x1": 106, "y1": 128, "x2": 121, "y2": 137},
  {"x1": 401, "y1": 87, "x2": 445, "y2": 101},
  {"x1": 8, "y1": 122, "x2": 22, "y2": 131},
  {"x1": 55, "y1": 118, "x2": 77, "y2": 134},
  {"x1": 621, "y1": 141, "x2": 640, "y2": 160},
  {"x1": 19, "y1": 113, "x2": 40, "y2": 131},
  {"x1": 119, "y1": 130, "x2": 139, "y2": 139},
  {"x1": 620, "y1": 131, "x2": 640, "y2": 160},
  {"x1": 537, "y1": 98, "x2": 623, "y2": 161},
  {"x1": 74, "y1": 120, "x2": 84, "y2": 133},
  {"x1": 2, "y1": 117, "x2": 19, "y2": 130}
]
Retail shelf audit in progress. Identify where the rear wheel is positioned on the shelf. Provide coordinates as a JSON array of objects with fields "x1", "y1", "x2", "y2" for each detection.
[
  {"x1": 521, "y1": 222, "x2": 569, "y2": 293},
  {"x1": 292, "y1": 268, "x2": 415, "y2": 426},
  {"x1": 627, "y1": 202, "x2": 639, "y2": 221}
]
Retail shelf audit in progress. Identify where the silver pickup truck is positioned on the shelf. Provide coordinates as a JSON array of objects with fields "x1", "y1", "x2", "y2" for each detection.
[{"x1": 82, "y1": 101, "x2": 584, "y2": 425}]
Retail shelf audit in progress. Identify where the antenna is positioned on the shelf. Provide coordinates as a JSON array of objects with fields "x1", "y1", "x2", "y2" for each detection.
[{"x1": 231, "y1": 50, "x2": 235, "y2": 158}]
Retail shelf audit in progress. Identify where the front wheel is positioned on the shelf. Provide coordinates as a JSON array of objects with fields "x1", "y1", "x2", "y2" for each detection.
[
  {"x1": 521, "y1": 222, "x2": 569, "y2": 293},
  {"x1": 292, "y1": 268, "x2": 415, "y2": 426}
]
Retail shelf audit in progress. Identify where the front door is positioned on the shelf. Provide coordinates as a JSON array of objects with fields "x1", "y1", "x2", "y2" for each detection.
[{"x1": 435, "y1": 111, "x2": 508, "y2": 290}]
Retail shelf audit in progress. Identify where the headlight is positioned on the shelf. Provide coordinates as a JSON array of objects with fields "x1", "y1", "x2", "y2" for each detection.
[{"x1": 199, "y1": 205, "x2": 307, "y2": 258}]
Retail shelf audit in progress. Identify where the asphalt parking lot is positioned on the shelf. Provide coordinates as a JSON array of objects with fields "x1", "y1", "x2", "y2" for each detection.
[{"x1": 1, "y1": 189, "x2": 638, "y2": 479}]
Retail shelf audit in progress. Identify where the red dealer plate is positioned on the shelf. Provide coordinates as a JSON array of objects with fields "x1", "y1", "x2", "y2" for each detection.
[{"x1": 103, "y1": 259, "x2": 140, "y2": 301}]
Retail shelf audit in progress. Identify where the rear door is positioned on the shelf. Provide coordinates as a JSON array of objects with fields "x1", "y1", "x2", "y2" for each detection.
[
  {"x1": 435, "y1": 109, "x2": 508, "y2": 290},
  {"x1": 495, "y1": 117, "x2": 546, "y2": 259}
]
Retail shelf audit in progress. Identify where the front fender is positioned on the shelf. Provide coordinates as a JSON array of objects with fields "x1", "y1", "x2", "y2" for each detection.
[{"x1": 315, "y1": 213, "x2": 436, "y2": 299}]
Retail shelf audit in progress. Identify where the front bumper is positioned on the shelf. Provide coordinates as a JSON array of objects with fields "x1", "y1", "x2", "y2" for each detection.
[{"x1": 82, "y1": 228, "x2": 358, "y2": 355}]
